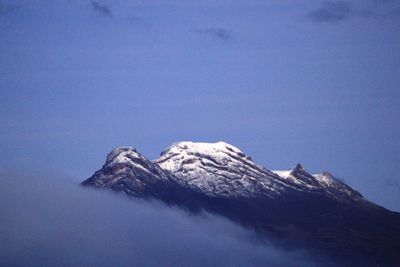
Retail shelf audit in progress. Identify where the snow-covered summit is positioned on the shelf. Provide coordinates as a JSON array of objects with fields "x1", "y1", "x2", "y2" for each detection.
[
  {"x1": 106, "y1": 147, "x2": 143, "y2": 166},
  {"x1": 82, "y1": 146, "x2": 172, "y2": 191},
  {"x1": 157, "y1": 141, "x2": 252, "y2": 169},
  {"x1": 155, "y1": 141, "x2": 286, "y2": 197},
  {"x1": 161, "y1": 141, "x2": 244, "y2": 155},
  {"x1": 155, "y1": 141, "x2": 364, "y2": 199}
]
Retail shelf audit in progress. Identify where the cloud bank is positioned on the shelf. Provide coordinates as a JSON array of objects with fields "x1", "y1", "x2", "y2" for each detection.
[{"x1": 0, "y1": 170, "x2": 331, "y2": 267}]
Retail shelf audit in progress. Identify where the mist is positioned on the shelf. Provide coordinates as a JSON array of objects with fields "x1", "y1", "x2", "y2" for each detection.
[{"x1": 0, "y1": 169, "x2": 336, "y2": 267}]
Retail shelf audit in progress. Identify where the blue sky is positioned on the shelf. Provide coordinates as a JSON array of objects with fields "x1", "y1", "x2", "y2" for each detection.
[{"x1": 1, "y1": 0, "x2": 400, "y2": 211}]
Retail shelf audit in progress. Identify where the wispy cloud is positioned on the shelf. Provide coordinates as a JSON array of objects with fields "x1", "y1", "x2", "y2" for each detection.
[
  {"x1": 91, "y1": 1, "x2": 112, "y2": 18},
  {"x1": 306, "y1": 1, "x2": 354, "y2": 23},
  {"x1": 306, "y1": 0, "x2": 400, "y2": 23},
  {"x1": 194, "y1": 27, "x2": 234, "y2": 42}
]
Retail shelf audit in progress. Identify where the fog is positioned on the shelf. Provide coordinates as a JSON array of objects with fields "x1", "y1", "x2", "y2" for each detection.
[{"x1": 0, "y1": 169, "x2": 338, "y2": 267}]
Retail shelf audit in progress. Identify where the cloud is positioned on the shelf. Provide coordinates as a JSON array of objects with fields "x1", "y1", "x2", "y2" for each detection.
[
  {"x1": 194, "y1": 27, "x2": 234, "y2": 42},
  {"x1": 306, "y1": 1, "x2": 354, "y2": 23},
  {"x1": 91, "y1": 1, "x2": 112, "y2": 17},
  {"x1": 0, "y1": 170, "x2": 330, "y2": 267},
  {"x1": 306, "y1": 0, "x2": 400, "y2": 23}
]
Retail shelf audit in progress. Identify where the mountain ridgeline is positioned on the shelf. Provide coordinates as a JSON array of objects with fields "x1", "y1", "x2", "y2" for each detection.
[{"x1": 82, "y1": 141, "x2": 400, "y2": 266}]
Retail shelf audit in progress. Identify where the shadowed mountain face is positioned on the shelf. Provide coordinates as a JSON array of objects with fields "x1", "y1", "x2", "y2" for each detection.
[{"x1": 82, "y1": 141, "x2": 400, "y2": 266}]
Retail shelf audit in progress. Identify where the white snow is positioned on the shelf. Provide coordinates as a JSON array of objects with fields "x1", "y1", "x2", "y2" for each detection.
[
  {"x1": 271, "y1": 169, "x2": 306, "y2": 186},
  {"x1": 154, "y1": 141, "x2": 285, "y2": 197},
  {"x1": 160, "y1": 141, "x2": 243, "y2": 160},
  {"x1": 272, "y1": 170, "x2": 292, "y2": 179},
  {"x1": 312, "y1": 173, "x2": 336, "y2": 187}
]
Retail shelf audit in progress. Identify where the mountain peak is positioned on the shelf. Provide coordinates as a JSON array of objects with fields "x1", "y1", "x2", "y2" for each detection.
[
  {"x1": 159, "y1": 141, "x2": 245, "y2": 158},
  {"x1": 292, "y1": 163, "x2": 304, "y2": 172},
  {"x1": 105, "y1": 146, "x2": 143, "y2": 166},
  {"x1": 155, "y1": 141, "x2": 279, "y2": 197},
  {"x1": 82, "y1": 146, "x2": 174, "y2": 193},
  {"x1": 289, "y1": 163, "x2": 310, "y2": 178}
]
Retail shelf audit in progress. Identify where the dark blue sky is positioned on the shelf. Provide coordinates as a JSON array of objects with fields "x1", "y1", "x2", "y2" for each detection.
[{"x1": 1, "y1": 0, "x2": 400, "y2": 210}]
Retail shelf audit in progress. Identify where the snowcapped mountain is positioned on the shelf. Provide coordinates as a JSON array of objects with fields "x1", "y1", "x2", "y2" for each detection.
[
  {"x1": 155, "y1": 141, "x2": 365, "y2": 203},
  {"x1": 82, "y1": 141, "x2": 400, "y2": 266},
  {"x1": 82, "y1": 147, "x2": 174, "y2": 196},
  {"x1": 155, "y1": 141, "x2": 287, "y2": 198},
  {"x1": 85, "y1": 141, "x2": 366, "y2": 202},
  {"x1": 82, "y1": 147, "x2": 201, "y2": 206}
]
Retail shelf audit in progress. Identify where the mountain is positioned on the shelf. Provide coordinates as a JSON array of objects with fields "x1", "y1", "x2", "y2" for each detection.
[
  {"x1": 81, "y1": 147, "x2": 205, "y2": 209},
  {"x1": 82, "y1": 141, "x2": 400, "y2": 266}
]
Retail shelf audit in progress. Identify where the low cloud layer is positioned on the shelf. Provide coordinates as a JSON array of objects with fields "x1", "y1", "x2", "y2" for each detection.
[{"x1": 0, "y1": 170, "x2": 332, "y2": 267}]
